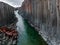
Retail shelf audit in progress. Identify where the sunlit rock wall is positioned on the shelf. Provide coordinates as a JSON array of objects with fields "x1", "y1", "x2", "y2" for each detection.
[
  {"x1": 0, "y1": 2, "x2": 17, "y2": 26},
  {"x1": 21, "y1": 0, "x2": 60, "y2": 45}
]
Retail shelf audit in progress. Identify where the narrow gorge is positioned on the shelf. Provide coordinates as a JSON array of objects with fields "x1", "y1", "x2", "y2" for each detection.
[
  {"x1": 19, "y1": 0, "x2": 60, "y2": 45},
  {"x1": 0, "y1": 0, "x2": 60, "y2": 45}
]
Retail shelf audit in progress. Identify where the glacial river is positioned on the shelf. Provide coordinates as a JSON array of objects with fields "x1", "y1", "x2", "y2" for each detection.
[{"x1": 14, "y1": 10, "x2": 47, "y2": 45}]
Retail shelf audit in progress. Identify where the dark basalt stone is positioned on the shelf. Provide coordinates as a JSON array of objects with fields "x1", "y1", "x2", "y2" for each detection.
[
  {"x1": 0, "y1": 2, "x2": 17, "y2": 26},
  {"x1": 0, "y1": 26, "x2": 18, "y2": 45}
]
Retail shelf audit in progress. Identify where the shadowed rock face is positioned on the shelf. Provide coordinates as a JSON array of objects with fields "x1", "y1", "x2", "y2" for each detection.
[
  {"x1": 20, "y1": 0, "x2": 60, "y2": 45},
  {"x1": 0, "y1": 2, "x2": 17, "y2": 26}
]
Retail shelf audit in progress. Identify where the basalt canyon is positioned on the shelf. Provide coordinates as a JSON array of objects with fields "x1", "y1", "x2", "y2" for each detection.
[
  {"x1": 19, "y1": 0, "x2": 60, "y2": 45},
  {"x1": 1, "y1": 0, "x2": 60, "y2": 45}
]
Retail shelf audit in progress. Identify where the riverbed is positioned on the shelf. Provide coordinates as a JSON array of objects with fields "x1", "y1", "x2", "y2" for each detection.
[{"x1": 14, "y1": 10, "x2": 47, "y2": 45}]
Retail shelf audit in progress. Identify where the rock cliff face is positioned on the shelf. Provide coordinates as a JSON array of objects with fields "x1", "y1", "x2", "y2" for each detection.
[
  {"x1": 0, "y1": 2, "x2": 18, "y2": 45},
  {"x1": 20, "y1": 0, "x2": 60, "y2": 45},
  {"x1": 0, "y1": 2, "x2": 17, "y2": 26}
]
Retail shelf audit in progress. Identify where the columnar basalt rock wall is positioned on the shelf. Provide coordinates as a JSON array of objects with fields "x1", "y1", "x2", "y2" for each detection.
[
  {"x1": 0, "y1": 2, "x2": 18, "y2": 45},
  {"x1": 20, "y1": 0, "x2": 60, "y2": 45},
  {"x1": 0, "y1": 2, "x2": 17, "y2": 26}
]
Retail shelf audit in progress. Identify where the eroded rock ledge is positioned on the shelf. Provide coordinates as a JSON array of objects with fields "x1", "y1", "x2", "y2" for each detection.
[{"x1": 0, "y1": 26, "x2": 18, "y2": 45}]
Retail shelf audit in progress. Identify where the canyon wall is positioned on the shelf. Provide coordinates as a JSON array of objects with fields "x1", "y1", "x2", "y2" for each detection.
[
  {"x1": 0, "y1": 2, "x2": 17, "y2": 26},
  {"x1": 20, "y1": 0, "x2": 60, "y2": 45},
  {"x1": 0, "y1": 2, "x2": 18, "y2": 45}
]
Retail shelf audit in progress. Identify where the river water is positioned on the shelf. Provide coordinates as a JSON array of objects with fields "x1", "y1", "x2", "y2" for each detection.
[{"x1": 14, "y1": 10, "x2": 47, "y2": 45}]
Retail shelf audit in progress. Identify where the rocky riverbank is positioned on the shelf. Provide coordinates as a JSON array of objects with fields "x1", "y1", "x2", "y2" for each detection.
[{"x1": 0, "y1": 26, "x2": 18, "y2": 45}]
